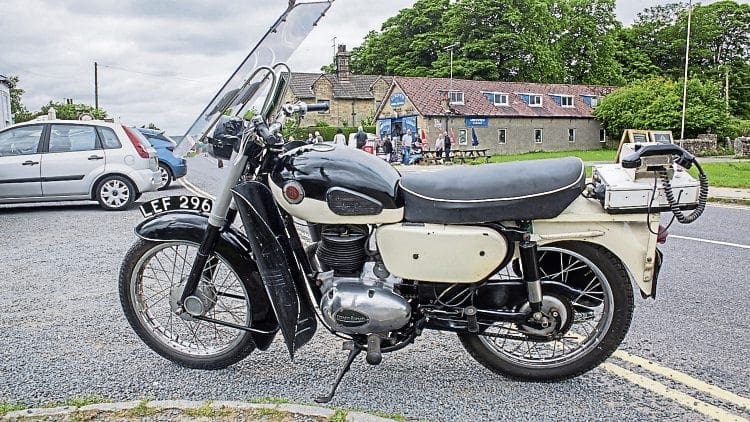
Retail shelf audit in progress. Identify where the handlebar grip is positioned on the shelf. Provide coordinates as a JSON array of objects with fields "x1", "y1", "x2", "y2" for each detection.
[
  {"x1": 255, "y1": 121, "x2": 277, "y2": 144},
  {"x1": 305, "y1": 102, "x2": 330, "y2": 113}
]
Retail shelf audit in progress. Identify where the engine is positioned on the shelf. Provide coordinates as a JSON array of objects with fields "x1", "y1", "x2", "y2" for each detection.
[{"x1": 315, "y1": 225, "x2": 411, "y2": 335}]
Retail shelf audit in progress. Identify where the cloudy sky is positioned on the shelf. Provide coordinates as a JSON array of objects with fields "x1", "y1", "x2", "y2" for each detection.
[{"x1": 0, "y1": 0, "x2": 730, "y2": 135}]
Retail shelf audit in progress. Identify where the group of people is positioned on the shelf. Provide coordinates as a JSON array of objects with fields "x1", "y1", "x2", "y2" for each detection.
[
  {"x1": 378, "y1": 129, "x2": 451, "y2": 165},
  {"x1": 304, "y1": 127, "x2": 369, "y2": 149}
]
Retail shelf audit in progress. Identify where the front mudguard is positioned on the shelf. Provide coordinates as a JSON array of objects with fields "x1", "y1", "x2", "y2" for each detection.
[{"x1": 134, "y1": 211, "x2": 278, "y2": 350}]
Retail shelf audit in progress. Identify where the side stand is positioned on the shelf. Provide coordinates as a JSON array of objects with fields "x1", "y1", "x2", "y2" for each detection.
[{"x1": 314, "y1": 345, "x2": 362, "y2": 403}]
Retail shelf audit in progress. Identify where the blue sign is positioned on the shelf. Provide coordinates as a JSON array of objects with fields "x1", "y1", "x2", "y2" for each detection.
[
  {"x1": 465, "y1": 117, "x2": 488, "y2": 127},
  {"x1": 390, "y1": 93, "x2": 406, "y2": 108}
]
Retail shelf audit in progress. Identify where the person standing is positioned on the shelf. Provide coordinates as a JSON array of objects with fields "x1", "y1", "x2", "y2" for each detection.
[
  {"x1": 401, "y1": 129, "x2": 413, "y2": 165},
  {"x1": 434, "y1": 133, "x2": 443, "y2": 160},
  {"x1": 332, "y1": 128, "x2": 346, "y2": 146},
  {"x1": 307, "y1": 133, "x2": 314, "y2": 144},
  {"x1": 443, "y1": 131, "x2": 452, "y2": 163},
  {"x1": 354, "y1": 126, "x2": 368, "y2": 149},
  {"x1": 382, "y1": 136, "x2": 394, "y2": 161},
  {"x1": 314, "y1": 131, "x2": 324, "y2": 143}
]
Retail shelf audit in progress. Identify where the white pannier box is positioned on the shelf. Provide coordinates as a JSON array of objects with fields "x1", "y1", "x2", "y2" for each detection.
[{"x1": 592, "y1": 163, "x2": 701, "y2": 214}]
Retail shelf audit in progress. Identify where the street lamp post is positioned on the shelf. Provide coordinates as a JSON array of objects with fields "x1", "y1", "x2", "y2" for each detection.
[{"x1": 680, "y1": 0, "x2": 693, "y2": 146}]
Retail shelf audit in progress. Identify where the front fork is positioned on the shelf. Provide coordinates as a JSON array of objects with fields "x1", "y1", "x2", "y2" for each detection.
[{"x1": 178, "y1": 154, "x2": 250, "y2": 312}]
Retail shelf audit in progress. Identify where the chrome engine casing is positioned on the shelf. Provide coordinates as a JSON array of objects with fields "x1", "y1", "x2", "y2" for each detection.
[{"x1": 318, "y1": 266, "x2": 411, "y2": 335}]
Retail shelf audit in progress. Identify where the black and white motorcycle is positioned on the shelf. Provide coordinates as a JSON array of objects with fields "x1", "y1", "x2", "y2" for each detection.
[{"x1": 118, "y1": 0, "x2": 708, "y2": 402}]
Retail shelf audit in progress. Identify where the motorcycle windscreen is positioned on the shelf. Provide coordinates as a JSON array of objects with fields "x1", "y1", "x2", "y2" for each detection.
[
  {"x1": 231, "y1": 181, "x2": 317, "y2": 358},
  {"x1": 175, "y1": 1, "x2": 333, "y2": 156}
]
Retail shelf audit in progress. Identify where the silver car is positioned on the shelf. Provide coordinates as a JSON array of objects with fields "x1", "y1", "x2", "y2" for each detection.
[{"x1": 0, "y1": 120, "x2": 160, "y2": 210}]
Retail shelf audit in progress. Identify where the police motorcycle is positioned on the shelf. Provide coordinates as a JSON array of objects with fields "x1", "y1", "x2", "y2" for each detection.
[{"x1": 118, "y1": 0, "x2": 709, "y2": 403}]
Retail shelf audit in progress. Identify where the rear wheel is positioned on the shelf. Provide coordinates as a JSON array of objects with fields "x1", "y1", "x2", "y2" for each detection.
[
  {"x1": 157, "y1": 163, "x2": 172, "y2": 190},
  {"x1": 459, "y1": 242, "x2": 633, "y2": 381},
  {"x1": 119, "y1": 239, "x2": 257, "y2": 369}
]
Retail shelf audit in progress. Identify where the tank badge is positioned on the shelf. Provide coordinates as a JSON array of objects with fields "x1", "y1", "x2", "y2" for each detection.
[{"x1": 282, "y1": 181, "x2": 305, "y2": 205}]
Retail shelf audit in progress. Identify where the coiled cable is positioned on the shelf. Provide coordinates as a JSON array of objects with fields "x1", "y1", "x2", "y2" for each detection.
[{"x1": 659, "y1": 161, "x2": 709, "y2": 224}]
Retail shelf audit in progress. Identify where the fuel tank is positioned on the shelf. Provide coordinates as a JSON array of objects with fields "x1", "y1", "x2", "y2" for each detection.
[{"x1": 269, "y1": 143, "x2": 404, "y2": 224}]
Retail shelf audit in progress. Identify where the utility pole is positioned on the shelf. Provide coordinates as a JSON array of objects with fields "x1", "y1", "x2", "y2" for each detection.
[
  {"x1": 680, "y1": 0, "x2": 692, "y2": 145},
  {"x1": 443, "y1": 43, "x2": 459, "y2": 91},
  {"x1": 94, "y1": 61, "x2": 99, "y2": 110}
]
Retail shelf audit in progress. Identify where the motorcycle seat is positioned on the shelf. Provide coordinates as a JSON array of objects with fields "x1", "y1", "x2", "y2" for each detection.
[{"x1": 399, "y1": 157, "x2": 586, "y2": 223}]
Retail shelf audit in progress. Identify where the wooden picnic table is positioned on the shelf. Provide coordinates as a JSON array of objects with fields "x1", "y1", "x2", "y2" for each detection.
[{"x1": 419, "y1": 148, "x2": 492, "y2": 165}]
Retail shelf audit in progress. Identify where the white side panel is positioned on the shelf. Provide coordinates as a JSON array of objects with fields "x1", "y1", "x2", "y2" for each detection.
[
  {"x1": 532, "y1": 196, "x2": 659, "y2": 296},
  {"x1": 269, "y1": 178, "x2": 403, "y2": 224},
  {"x1": 377, "y1": 224, "x2": 508, "y2": 283}
]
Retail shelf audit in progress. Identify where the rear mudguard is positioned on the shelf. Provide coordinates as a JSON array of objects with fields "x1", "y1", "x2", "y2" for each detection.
[
  {"x1": 231, "y1": 181, "x2": 317, "y2": 358},
  {"x1": 134, "y1": 211, "x2": 278, "y2": 350}
]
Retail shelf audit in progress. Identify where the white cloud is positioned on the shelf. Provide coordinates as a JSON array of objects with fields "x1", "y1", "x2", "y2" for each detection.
[{"x1": 3, "y1": 0, "x2": 729, "y2": 134}]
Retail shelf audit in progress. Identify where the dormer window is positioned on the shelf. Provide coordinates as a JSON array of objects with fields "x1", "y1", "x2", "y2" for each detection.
[
  {"x1": 483, "y1": 92, "x2": 508, "y2": 106},
  {"x1": 519, "y1": 94, "x2": 543, "y2": 107},
  {"x1": 449, "y1": 91, "x2": 464, "y2": 105},
  {"x1": 560, "y1": 95, "x2": 574, "y2": 107},
  {"x1": 582, "y1": 95, "x2": 598, "y2": 108}
]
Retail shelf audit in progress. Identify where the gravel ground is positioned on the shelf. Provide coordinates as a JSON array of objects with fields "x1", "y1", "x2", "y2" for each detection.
[{"x1": 1, "y1": 155, "x2": 748, "y2": 421}]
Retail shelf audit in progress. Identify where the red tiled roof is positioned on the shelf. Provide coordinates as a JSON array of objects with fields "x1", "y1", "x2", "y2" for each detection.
[{"x1": 392, "y1": 76, "x2": 614, "y2": 118}]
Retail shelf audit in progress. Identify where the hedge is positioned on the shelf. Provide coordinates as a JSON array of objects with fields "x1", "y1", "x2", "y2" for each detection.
[{"x1": 288, "y1": 126, "x2": 376, "y2": 142}]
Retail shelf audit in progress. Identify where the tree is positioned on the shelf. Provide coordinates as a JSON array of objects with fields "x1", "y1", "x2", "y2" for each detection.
[
  {"x1": 556, "y1": 0, "x2": 624, "y2": 85},
  {"x1": 593, "y1": 77, "x2": 729, "y2": 139},
  {"x1": 36, "y1": 101, "x2": 107, "y2": 121},
  {"x1": 5, "y1": 75, "x2": 33, "y2": 123}
]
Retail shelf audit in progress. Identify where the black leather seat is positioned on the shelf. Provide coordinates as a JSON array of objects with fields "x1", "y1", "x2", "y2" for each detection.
[{"x1": 399, "y1": 157, "x2": 585, "y2": 223}]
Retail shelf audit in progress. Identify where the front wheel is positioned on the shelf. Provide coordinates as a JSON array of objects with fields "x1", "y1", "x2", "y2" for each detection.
[
  {"x1": 96, "y1": 175, "x2": 136, "y2": 210},
  {"x1": 459, "y1": 242, "x2": 634, "y2": 381},
  {"x1": 119, "y1": 238, "x2": 258, "y2": 369}
]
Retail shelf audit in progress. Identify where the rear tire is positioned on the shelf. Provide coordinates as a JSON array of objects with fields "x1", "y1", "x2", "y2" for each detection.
[
  {"x1": 459, "y1": 242, "x2": 633, "y2": 381},
  {"x1": 157, "y1": 163, "x2": 172, "y2": 190},
  {"x1": 119, "y1": 238, "x2": 258, "y2": 369}
]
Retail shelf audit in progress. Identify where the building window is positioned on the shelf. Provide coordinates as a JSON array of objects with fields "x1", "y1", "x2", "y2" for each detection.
[
  {"x1": 583, "y1": 95, "x2": 599, "y2": 108},
  {"x1": 600, "y1": 128, "x2": 606, "y2": 143},
  {"x1": 483, "y1": 92, "x2": 508, "y2": 106},
  {"x1": 519, "y1": 94, "x2": 543, "y2": 107},
  {"x1": 534, "y1": 129, "x2": 543, "y2": 144},
  {"x1": 316, "y1": 99, "x2": 330, "y2": 114},
  {"x1": 568, "y1": 128, "x2": 576, "y2": 143},
  {"x1": 449, "y1": 91, "x2": 464, "y2": 105},
  {"x1": 560, "y1": 95, "x2": 574, "y2": 107},
  {"x1": 498, "y1": 128, "x2": 507, "y2": 144}
]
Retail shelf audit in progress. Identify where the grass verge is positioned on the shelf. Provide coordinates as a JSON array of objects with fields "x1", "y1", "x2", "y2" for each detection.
[{"x1": 0, "y1": 403, "x2": 25, "y2": 416}]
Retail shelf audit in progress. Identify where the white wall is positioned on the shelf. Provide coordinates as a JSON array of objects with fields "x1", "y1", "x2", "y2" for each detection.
[{"x1": 0, "y1": 82, "x2": 12, "y2": 129}]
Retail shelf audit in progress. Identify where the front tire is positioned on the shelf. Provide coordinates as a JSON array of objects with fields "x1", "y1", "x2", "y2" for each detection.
[
  {"x1": 119, "y1": 238, "x2": 257, "y2": 369},
  {"x1": 459, "y1": 242, "x2": 634, "y2": 381}
]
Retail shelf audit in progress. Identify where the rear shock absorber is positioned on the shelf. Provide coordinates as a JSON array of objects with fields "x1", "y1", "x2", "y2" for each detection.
[{"x1": 519, "y1": 237, "x2": 543, "y2": 313}]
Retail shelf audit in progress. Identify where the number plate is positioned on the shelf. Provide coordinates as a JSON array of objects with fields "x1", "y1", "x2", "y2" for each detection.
[{"x1": 139, "y1": 195, "x2": 213, "y2": 217}]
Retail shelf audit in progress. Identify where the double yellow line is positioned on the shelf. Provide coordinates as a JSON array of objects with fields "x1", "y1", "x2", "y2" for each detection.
[
  {"x1": 179, "y1": 176, "x2": 749, "y2": 421},
  {"x1": 605, "y1": 350, "x2": 749, "y2": 421}
]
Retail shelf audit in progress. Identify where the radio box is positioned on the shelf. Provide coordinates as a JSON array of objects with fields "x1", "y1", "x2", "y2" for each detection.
[{"x1": 592, "y1": 163, "x2": 700, "y2": 214}]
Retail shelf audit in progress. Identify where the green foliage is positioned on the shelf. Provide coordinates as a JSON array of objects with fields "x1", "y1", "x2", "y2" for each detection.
[
  {"x1": 184, "y1": 401, "x2": 233, "y2": 418},
  {"x1": 593, "y1": 77, "x2": 729, "y2": 138},
  {"x1": 328, "y1": 409, "x2": 348, "y2": 422},
  {"x1": 34, "y1": 101, "x2": 108, "y2": 121},
  {"x1": 0, "y1": 403, "x2": 26, "y2": 416},
  {"x1": 727, "y1": 118, "x2": 750, "y2": 137},
  {"x1": 63, "y1": 395, "x2": 110, "y2": 408},
  {"x1": 5, "y1": 75, "x2": 33, "y2": 122},
  {"x1": 288, "y1": 126, "x2": 376, "y2": 143},
  {"x1": 314, "y1": 120, "x2": 331, "y2": 127}
]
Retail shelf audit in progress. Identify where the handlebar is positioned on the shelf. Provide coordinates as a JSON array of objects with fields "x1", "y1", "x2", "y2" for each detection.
[{"x1": 251, "y1": 101, "x2": 331, "y2": 145}]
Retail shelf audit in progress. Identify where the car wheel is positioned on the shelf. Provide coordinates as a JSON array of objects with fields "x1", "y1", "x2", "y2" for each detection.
[
  {"x1": 157, "y1": 163, "x2": 173, "y2": 190},
  {"x1": 96, "y1": 175, "x2": 136, "y2": 211}
]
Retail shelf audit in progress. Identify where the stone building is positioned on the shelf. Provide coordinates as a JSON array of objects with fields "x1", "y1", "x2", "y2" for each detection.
[
  {"x1": 0, "y1": 75, "x2": 12, "y2": 129},
  {"x1": 375, "y1": 76, "x2": 613, "y2": 154},
  {"x1": 283, "y1": 45, "x2": 391, "y2": 128}
]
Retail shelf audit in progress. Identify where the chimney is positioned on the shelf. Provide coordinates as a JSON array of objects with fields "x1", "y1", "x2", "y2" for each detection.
[{"x1": 336, "y1": 44, "x2": 351, "y2": 82}]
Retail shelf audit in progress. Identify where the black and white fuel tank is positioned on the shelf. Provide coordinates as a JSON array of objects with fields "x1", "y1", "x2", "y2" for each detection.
[{"x1": 269, "y1": 143, "x2": 404, "y2": 224}]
